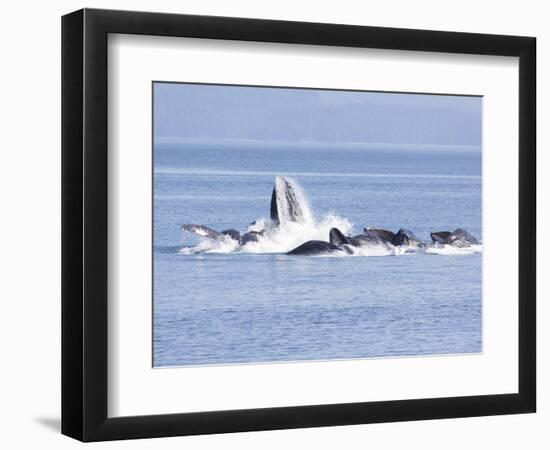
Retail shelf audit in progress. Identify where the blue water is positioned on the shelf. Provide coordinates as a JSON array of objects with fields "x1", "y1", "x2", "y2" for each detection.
[{"x1": 153, "y1": 141, "x2": 482, "y2": 367}]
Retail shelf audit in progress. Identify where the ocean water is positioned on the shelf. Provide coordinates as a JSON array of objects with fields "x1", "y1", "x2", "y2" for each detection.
[{"x1": 153, "y1": 140, "x2": 482, "y2": 367}]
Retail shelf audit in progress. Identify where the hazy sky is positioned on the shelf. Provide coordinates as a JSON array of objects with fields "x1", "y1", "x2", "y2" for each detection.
[{"x1": 154, "y1": 82, "x2": 482, "y2": 147}]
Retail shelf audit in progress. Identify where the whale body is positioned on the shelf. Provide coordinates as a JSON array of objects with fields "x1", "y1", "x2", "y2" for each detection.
[
  {"x1": 287, "y1": 240, "x2": 352, "y2": 256},
  {"x1": 362, "y1": 228, "x2": 397, "y2": 244},
  {"x1": 330, "y1": 228, "x2": 393, "y2": 248},
  {"x1": 393, "y1": 228, "x2": 425, "y2": 248},
  {"x1": 355, "y1": 230, "x2": 395, "y2": 247},
  {"x1": 181, "y1": 224, "x2": 224, "y2": 240},
  {"x1": 431, "y1": 228, "x2": 480, "y2": 248},
  {"x1": 181, "y1": 224, "x2": 263, "y2": 246}
]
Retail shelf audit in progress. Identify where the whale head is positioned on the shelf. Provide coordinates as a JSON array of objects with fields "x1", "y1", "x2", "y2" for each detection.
[
  {"x1": 270, "y1": 176, "x2": 312, "y2": 226},
  {"x1": 329, "y1": 227, "x2": 352, "y2": 246}
]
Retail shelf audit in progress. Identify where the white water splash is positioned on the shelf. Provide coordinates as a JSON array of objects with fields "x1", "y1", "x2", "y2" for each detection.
[
  {"x1": 243, "y1": 214, "x2": 352, "y2": 254},
  {"x1": 178, "y1": 235, "x2": 240, "y2": 254},
  {"x1": 349, "y1": 244, "x2": 408, "y2": 257},
  {"x1": 425, "y1": 244, "x2": 483, "y2": 255}
]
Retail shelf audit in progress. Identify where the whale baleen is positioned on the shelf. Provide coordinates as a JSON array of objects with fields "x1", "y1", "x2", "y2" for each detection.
[{"x1": 270, "y1": 176, "x2": 310, "y2": 225}]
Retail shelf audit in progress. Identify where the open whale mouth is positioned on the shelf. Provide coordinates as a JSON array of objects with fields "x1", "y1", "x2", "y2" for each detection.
[{"x1": 270, "y1": 176, "x2": 313, "y2": 226}]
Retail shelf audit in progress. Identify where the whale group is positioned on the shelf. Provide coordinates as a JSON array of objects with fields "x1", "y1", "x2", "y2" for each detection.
[
  {"x1": 181, "y1": 176, "x2": 481, "y2": 256},
  {"x1": 288, "y1": 226, "x2": 478, "y2": 255}
]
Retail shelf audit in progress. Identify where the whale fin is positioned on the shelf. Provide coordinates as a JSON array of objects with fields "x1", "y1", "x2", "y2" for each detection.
[{"x1": 329, "y1": 228, "x2": 352, "y2": 246}]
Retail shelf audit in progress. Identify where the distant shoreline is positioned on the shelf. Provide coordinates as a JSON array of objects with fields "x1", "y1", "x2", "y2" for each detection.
[{"x1": 154, "y1": 137, "x2": 482, "y2": 153}]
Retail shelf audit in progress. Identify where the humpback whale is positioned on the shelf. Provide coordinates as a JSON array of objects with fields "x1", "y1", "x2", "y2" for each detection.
[
  {"x1": 329, "y1": 227, "x2": 393, "y2": 248},
  {"x1": 362, "y1": 228, "x2": 397, "y2": 244},
  {"x1": 393, "y1": 228, "x2": 425, "y2": 248},
  {"x1": 431, "y1": 228, "x2": 480, "y2": 248},
  {"x1": 286, "y1": 227, "x2": 425, "y2": 257},
  {"x1": 361, "y1": 227, "x2": 425, "y2": 248},
  {"x1": 181, "y1": 224, "x2": 225, "y2": 240},
  {"x1": 329, "y1": 227, "x2": 424, "y2": 250},
  {"x1": 287, "y1": 240, "x2": 353, "y2": 256},
  {"x1": 181, "y1": 175, "x2": 481, "y2": 256},
  {"x1": 219, "y1": 228, "x2": 241, "y2": 241},
  {"x1": 270, "y1": 176, "x2": 310, "y2": 225},
  {"x1": 328, "y1": 227, "x2": 352, "y2": 246},
  {"x1": 284, "y1": 229, "x2": 350, "y2": 255},
  {"x1": 430, "y1": 231, "x2": 451, "y2": 244},
  {"x1": 286, "y1": 227, "x2": 394, "y2": 256},
  {"x1": 181, "y1": 224, "x2": 263, "y2": 246},
  {"x1": 284, "y1": 229, "x2": 351, "y2": 256}
]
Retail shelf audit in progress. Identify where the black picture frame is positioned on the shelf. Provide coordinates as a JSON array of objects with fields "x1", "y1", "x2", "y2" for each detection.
[{"x1": 61, "y1": 8, "x2": 536, "y2": 442}]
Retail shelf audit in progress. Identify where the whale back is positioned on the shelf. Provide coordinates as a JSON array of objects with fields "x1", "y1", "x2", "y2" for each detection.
[
  {"x1": 287, "y1": 240, "x2": 343, "y2": 255},
  {"x1": 351, "y1": 233, "x2": 390, "y2": 247},
  {"x1": 363, "y1": 227, "x2": 396, "y2": 244}
]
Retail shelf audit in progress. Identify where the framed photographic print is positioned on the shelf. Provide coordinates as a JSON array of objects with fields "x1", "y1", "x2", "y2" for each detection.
[{"x1": 61, "y1": 8, "x2": 536, "y2": 442}]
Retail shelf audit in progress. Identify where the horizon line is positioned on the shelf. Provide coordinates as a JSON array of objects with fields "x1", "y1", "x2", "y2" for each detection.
[{"x1": 154, "y1": 136, "x2": 482, "y2": 150}]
